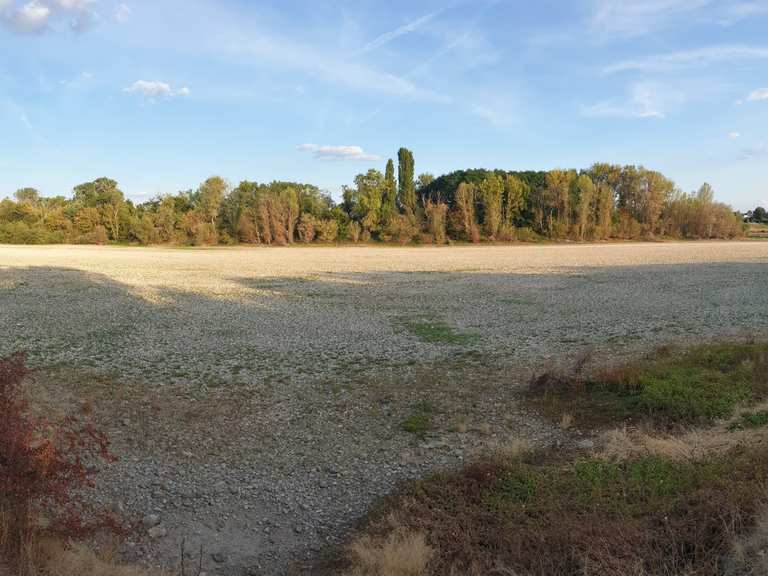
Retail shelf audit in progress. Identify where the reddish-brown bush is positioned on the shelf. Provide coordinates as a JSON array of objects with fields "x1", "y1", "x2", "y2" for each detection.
[{"x1": 0, "y1": 352, "x2": 118, "y2": 571}]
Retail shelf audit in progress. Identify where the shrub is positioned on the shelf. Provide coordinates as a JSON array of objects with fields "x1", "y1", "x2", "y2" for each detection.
[
  {"x1": 0, "y1": 353, "x2": 118, "y2": 574},
  {"x1": 317, "y1": 219, "x2": 339, "y2": 243}
]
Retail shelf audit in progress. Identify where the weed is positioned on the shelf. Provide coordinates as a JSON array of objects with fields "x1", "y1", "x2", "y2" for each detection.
[
  {"x1": 729, "y1": 410, "x2": 768, "y2": 432},
  {"x1": 402, "y1": 319, "x2": 476, "y2": 345},
  {"x1": 401, "y1": 402, "x2": 435, "y2": 437}
]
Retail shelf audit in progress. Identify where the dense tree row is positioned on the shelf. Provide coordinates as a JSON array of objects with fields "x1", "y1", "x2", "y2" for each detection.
[{"x1": 0, "y1": 148, "x2": 746, "y2": 245}]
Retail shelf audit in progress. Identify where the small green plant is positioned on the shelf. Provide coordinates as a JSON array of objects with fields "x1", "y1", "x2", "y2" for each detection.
[
  {"x1": 729, "y1": 410, "x2": 768, "y2": 431},
  {"x1": 403, "y1": 320, "x2": 476, "y2": 345},
  {"x1": 401, "y1": 401, "x2": 435, "y2": 437},
  {"x1": 486, "y1": 466, "x2": 538, "y2": 508}
]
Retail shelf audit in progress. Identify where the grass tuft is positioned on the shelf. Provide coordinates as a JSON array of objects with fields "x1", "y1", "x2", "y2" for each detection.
[
  {"x1": 402, "y1": 320, "x2": 476, "y2": 345},
  {"x1": 401, "y1": 402, "x2": 435, "y2": 437}
]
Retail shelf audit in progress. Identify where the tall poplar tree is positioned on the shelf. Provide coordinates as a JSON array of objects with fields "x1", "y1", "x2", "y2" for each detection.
[
  {"x1": 397, "y1": 148, "x2": 416, "y2": 213},
  {"x1": 383, "y1": 159, "x2": 397, "y2": 222}
]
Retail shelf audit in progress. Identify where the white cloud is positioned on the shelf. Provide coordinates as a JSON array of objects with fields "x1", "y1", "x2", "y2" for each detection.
[
  {"x1": 124, "y1": 80, "x2": 190, "y2": 99},
  {"x1": 297, "y1": 144, "x2": 379, "y2": 162},
  {"x1": 0, "y1": 0, "x2": 96, "y2": 34},
  {"x1": 590, "y1": 0, "x2": 711, "y2": 37},
  {"x1": 358, "y1": 11, "x2": 441, "y2": 55},
  {"x1": 582, "y1": 81, "x2": 685, "y2": 119},
  {"x1": 728, "y1": 131, "x2": 741, "y2": 140},
  {"x1": 747, "y1": 88, "x2": 768, "y2": 101},
  {"x1": 603, "y1": 45, "x2": 768, "y2": 74},
  {"x1": 114, "y1": 2, "x2": 130, "y2": 23}
]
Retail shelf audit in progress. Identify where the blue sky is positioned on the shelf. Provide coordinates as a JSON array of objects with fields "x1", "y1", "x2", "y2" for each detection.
[{"x1": 1, "y1": 0, "x2": 767, "y2": 209}]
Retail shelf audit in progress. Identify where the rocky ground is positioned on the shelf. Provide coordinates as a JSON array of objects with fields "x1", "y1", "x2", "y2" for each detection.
[{"x1": 2, "y1": 242, "x2": 768, "y2": 575}]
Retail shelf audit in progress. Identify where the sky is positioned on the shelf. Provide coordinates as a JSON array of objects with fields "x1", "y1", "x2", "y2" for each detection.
[{"x1": 1, "y1": 0, "x2": 767, "y2": 209}]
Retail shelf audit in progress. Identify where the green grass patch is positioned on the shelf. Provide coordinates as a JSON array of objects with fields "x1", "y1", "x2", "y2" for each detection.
[
  {"x1": 401, "y1": 401, "x2": 436, "y2": 437},
  {"x1": 729, "y1": 410, "x2": 768, "y2": 431},
  {"x1": 529, "y1": 342, "x2": 768, "y2": 428},
  {"x1": 403, "y1": 319, "x2": 476, "y2": 345}
]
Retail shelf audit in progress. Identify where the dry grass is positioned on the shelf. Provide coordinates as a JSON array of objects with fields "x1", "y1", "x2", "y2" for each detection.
[
  {"x1": 728, "y1": 505, "x2": 768, "y2": 575},
  {"x1": 600, "y1": 400, "x2": 768, "y2": 462},
  {"x1": 1, "y1": 510, "x2": 158, "y2": 576},
  {"x1": 347, "y1": 518, "x2": 433, "y2": 576},
  {"x1": 31, "y1": 539, "x2": 162, "y2": 576}
]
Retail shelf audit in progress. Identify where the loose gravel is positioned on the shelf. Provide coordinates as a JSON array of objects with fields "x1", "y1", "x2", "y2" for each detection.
[{"x1": 2, "y1": 242, "x2": 768, "y2": 575}]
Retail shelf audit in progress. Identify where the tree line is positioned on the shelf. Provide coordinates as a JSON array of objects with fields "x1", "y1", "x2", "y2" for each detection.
[{"x1": 0, "y1": 148, "x2": 747, "y2": 245}]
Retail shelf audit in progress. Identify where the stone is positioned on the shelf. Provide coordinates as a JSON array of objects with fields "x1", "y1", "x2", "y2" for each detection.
[{"x1": 148, "y1": 525, "x2": 167, "y2": 539}]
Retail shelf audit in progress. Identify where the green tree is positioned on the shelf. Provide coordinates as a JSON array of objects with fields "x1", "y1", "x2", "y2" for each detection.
[
  {"x1": 453, "y1": 182, "x2": 479, "y2": 242},
  {"x1": 197, "y1": 176, "x2": 228, "y2": 228},
  {"x1": 544, "y1": 170, "x2": 574, "y2": 237},
  {"x1": 72, "y1": 178, "x2": 126, "y2": 240},
  {"x1": 503, "y1": 175, "x2": 528, "y2": 226},
  {"x1": 383, "y1": 159, "x2": 397, "y2": 223},
  {"x1": 573, "y1": 174, "x2": 596, "y2": 241},
  {"x1": 14, "y1": 188, "x2": 40, "y2": 204},
  {"x1": 478, "y1": 173, "x2": 504, "y2": 240},
  {"x1": 397, "y1": 148, "x2": 416, "y2": 213}
]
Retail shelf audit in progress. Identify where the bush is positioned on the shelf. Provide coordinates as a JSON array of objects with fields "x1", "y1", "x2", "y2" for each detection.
[{"x1": 0, "y1": 353, "x2": 118, "y2": 574}]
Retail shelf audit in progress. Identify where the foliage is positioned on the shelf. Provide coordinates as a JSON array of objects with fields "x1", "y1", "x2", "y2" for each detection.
[
  {"x1": 0, "y1": 353, "x2": 119, "y2": 574},
  {"x1": 0, "y1": 150, "x2": 745, "y2": 246}
]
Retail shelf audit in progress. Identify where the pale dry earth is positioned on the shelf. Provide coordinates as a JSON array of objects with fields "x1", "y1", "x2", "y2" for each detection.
[{"x1": 1, "y1": 242, "x2": 768, "y2": 575}]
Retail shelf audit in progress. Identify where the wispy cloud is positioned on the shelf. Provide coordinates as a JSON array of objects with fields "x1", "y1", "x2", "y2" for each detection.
[
  {"x1": 0, "y1": 0, "x2": 97, "y2": 34},
  {"x1": 747, "y1": 87, "x2": 768, "y2": 101},
  {"x1": 740, "y1": 143, "x2": 768, "y2": 160},
  {"x1": 718, "y1": 1, "x2": 768, "y2": 25},
  {"x1": 1, "y1": 98, "x2": 45, "y2": 142},
  {"x1": 603, "y1": 45, "x2": 768, "y2": 74},
  {"x1": 224, "y1": 33, "x2": 450, "y2": 103},
  {"x1": 357, "y1": 11, "x2": 440, "y2": 55},
  {"x1": 590, "y1": 0, "x2": 768, "y2": 37},
  {"x1": 124, "y1": 80, "x2": 190, "y2": 99},
  {"x1": 59, "y1": 70, "x2": 94, "y2": 88},
  {"x1": 297, "y1": 144, "x2": 379, "y2": 162},
  {"x1": 582, "y1": 81, "x2": 685, "y2": 119},
  {"x1": 590, "y1": 0, "x2": 711, "y2": 38}
]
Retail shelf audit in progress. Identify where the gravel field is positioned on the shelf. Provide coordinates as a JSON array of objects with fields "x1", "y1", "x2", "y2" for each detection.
[{"x1": 2, "y1": 242, "x2": 768, "y2": 575}]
